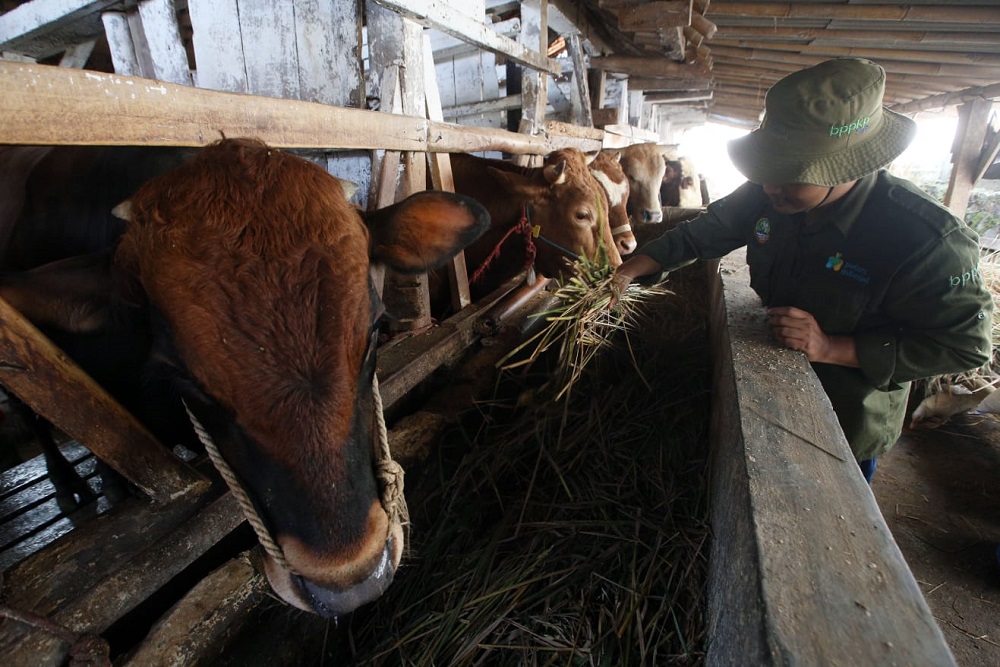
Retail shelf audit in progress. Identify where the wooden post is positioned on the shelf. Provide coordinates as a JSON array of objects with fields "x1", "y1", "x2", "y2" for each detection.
[
  {"x1": 367, "y1": 1, "x2": 433, "y2": 332},
  {"x1": 516, "y1": 0, "x2": 549, "y2": 163},
  {"x1": 566, "y1": 33, "x2": 593, "y2": 128},
  {"x1": 944, "y1": 98, "x2": 992, "y2": 219},
  {"x1": 423, "y1": 33, "x2": 473, "y2": 312}
]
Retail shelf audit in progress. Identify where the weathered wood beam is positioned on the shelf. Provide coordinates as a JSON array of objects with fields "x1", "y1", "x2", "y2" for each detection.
[
  {"x1": 889, "y1": 83, "x2": 1000, "y2": 115},
  {"x1": 443, "y1": 93, "x2": 522, "y2": 119},
  {"x1": 0, "y1": 295, "x2": 210, "y2": 505},
  {"x1": 0, "y1": 0, "x2": 117, "y2": 59},
  {"x1": 710, "y1": 39, "x2": 1000, "y2": 69},
  {"x1": 614, "y1": 1, "x2": 691, "y2": 32},
  {"x1": 628, "y1": 76, "x2": 711, "y2": 91},
  {"x1": 645, "y1": 90, "x2": 713, "y2": 103},
  {"x1": 590, "y1": 54, "x2": 709, "y2": 79},
  {"x1": 945, "y1": 99, "x2": 992, "y2": 219},
  {"x1": 710, "y1": 45, "x2": 1000, "y2": 80},
  {"x1": 706, "y1": 3, "x2": 1000, "y2": 24},
  {"x1": 709, "y1": 26, "x2": 1000, "y2": 47},
  {"x1": 0, "y1": 61, "x2": 601, "y2": 153},
  {"x1": 371, "y1": 0, "x2": 561, "y2": 75}
]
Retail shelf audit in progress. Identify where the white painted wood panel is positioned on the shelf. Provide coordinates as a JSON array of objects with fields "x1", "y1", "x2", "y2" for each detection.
[
  {"x1": 187, "y1": 0, "x2": 248, "y2": 92},
  {"x1": 294, "y1": 0, "x2": 363, "y2": 107},
  {"x1": 136, "y1": 0, "x2": 191, "y2": 85},
  {"x1": 100, "y1": 11, "x2": 139, "y2": 76},
  {"x1": 237, "y1": 0, "x2": 299, "y2": 99}
]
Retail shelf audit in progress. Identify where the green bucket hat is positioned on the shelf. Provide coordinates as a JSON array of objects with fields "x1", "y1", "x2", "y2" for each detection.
[{"x1": 727, "y1": 58, "x2": 917, "y2": 187}]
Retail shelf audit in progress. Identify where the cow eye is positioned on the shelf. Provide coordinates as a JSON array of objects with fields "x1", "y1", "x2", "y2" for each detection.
[{"x1": 575, "y1": 209, "x2": 591, "y2": 221}]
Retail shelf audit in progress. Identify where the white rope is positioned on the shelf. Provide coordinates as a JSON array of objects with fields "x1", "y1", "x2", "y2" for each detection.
[
  {"x1": 372, "y1": 373, "x2": 410, "y2": 549},
  {"x1": 183, "y1": 401, "x2": 294, "y2": 572},
  {"x1": 183, "y1": 372, "x2": 408, "y2": 576}
]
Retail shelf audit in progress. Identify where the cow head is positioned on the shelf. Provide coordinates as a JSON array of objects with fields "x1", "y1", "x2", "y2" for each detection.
[
  {"x1": 619, "y1": 142, "x2": 678, "y2": 224},
  {"x1": 588, "y1": 150, "x2": 637, "y2": 256},
  {"x1": 483, "y1": 148, "x2": 622, "y2": 280},
  {"x1": 114, "y1": 138, "x2": 489, "y2": 617}
]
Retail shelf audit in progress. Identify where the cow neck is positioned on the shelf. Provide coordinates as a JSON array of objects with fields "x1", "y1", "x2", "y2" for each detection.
[{"x1": 183, "y1": 372, "x2": 408, "y2": 575}]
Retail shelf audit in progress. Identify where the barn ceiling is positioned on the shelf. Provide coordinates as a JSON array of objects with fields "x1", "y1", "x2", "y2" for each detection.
[{"x1": 528, "y1": 0, "x2": 1000, "y2": 128}]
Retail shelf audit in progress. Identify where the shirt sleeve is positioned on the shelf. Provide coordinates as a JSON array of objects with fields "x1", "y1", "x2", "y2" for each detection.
[
  {"x1": 855, "y1": 225, "x2": 994, "y2": 389},
  {"x1": 639, "y1": 181, "x2": 759, "y2": 271}
]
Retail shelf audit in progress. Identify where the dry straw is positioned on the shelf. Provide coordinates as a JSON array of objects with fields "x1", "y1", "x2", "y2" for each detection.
[{"x1": 338, "y1": 257, "x2": 713, "y2": 665}]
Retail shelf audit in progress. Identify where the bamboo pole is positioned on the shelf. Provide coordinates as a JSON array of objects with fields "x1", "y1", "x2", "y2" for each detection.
[{"x1": 706, "y1": 3, "x2": 1000, "y2": 24}]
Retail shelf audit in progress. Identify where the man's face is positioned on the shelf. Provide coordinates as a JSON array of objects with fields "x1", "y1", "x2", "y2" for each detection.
[{"x1": 761, "y1": 182, "x2": 831, "y2": 214}]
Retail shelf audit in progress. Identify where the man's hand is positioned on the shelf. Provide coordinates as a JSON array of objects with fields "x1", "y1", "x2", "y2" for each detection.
[
  {"x1": 766, "y1": 306, "x2": 859, "y2": 367},
  {"x1": 608, "y1": 254, "x2": 664, "y2": 309}
]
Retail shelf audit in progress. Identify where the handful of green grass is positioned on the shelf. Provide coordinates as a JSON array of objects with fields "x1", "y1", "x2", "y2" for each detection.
[{"x1": 497, "y1": 249, "x2": 673, "y2": 401}]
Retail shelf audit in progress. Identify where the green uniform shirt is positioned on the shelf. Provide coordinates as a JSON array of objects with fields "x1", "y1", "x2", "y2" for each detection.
[{"x1": 640, "y1": 170, "x2": 994, "y2": 460}]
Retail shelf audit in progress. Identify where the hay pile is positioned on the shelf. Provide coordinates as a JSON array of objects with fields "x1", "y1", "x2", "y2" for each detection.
[{"x1": 336, "y1": 259, "x2": 713, "y2": 666}]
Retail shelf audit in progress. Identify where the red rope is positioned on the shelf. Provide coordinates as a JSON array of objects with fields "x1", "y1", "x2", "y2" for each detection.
[{"x1": 470, "y1": 204, "x2": 536, "y2": 286}]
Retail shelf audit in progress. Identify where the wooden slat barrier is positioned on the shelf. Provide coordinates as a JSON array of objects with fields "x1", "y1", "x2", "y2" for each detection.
[
  {"x1": 0, "y1": 297, "x2": 209, "y2": 505},
  {"x1": 0, "y1": 61, "x2": 602, "y2": 153},
  {"x1": 705, "y1": 250, "x2": 956, "y2": 666}
]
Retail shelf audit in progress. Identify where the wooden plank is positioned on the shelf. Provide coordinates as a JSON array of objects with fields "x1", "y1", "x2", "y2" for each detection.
[
  {"x1": 0, "y1": 442, "x2": 89, "y2": 502},
  {"x1": 101, "y1": 11, "x2": 140, "y2": 76},
  {"x1": 706, "y1": 2, "x2": 1000, "y2": 24},
  {"x1": 443, "y1": 93, "x2": 522, "y2": 120},
  {"x1": 0, "y1": 61, "x2": 602, "y2": 153},
  {"x1": 0, "y1": 297, "x2": 209, "y2": 505},
  {"x1": 372, "y1": 0, "x2": 561, "y2": 76},
  {"x1": 590, "y1": 54, "x2": 709, "y2": 78},
  {"x1": 121, "y1": 553, "x2": 268, "y2": 667},
  {"x1": 135, "y1": 0, "x2": 191, "y2": 85},
  {"x1": 945, "y1": 98, "x2": 992, "y2": 219},
  {"x1": 0, "y1": 0, "x2": 117, "y2": 59},
  {"x1": 0, "y1": 490, "x2": 244, "y2": 665},
  {"x1": 706, "y1": 250, "x2": 957, "y2": 666},
  {"x1": 566, "y1": 33, "x2": 593, "y2": 128},
  {"x1": 186, "y1": 0, "x2": 248, "y2": 92},
  {"x1": 423, "y1": 33, "x2": 472, "y2": 313},
  {"x1": 238, "y1": 0, "x2": 299, "y2": 98},
  {"x1": 295, "y1": 0, "x2": 364, "y2": 107},
  {"x1": 377, "y1": 274, "x2": 525, "y2": 411},
  {"x1": 56, "y1": 40, "x2": 94, "y2": 68},
  {"x1": 517, "y1": 0, "x2": 548, "y2": 139},
  {"x1": 614, "y1": 1, "x2": 691, "y2": 32}
]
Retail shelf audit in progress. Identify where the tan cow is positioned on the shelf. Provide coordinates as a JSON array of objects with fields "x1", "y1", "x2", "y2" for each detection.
[{"x1": 618, "y1": 142, "x2": 677, "y2": 224}]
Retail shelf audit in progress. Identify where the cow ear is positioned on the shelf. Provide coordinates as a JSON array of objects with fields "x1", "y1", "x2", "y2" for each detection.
[
  {"x1": 584, "y1": 150, "x2": 600, "y2": 165},
  {"x1": 607, "y1": 150, "x2": 622, "y2": 163},
  {"x1": 366, "y1": 191, "x2": 490, "y2": 273},
  {"x1": 483, "y1": 166, "x2": 549, "y2": 200}
]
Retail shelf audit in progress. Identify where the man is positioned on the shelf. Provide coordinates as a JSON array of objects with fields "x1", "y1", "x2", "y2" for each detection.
[{"x1": 611, "y1": 58, "x2": 994, "y2": 482}]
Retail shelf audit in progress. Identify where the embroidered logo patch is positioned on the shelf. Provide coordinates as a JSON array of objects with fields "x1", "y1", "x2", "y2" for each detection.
[
  {"x1": 754, "y1": 218, "x2": 771, "y2": 244},
  {"x1": 829, "y1": 116, "x2": 871, "y2": 138},
  {"x1": 949, "y1": 265, "x2": 982, "y2": 288},
  {"x1": 827, "y1": 252, "x2": 870, "y2": 285}
]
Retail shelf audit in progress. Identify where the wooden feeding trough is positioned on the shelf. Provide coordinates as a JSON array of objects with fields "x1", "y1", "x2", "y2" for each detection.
[{"x1": 0, "y1": 0, "x2": 967, "y2": 664}]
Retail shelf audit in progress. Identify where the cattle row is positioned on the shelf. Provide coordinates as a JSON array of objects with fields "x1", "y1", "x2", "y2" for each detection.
[{"x1": 0, "y1": 137, "x2": 704, "y2": 618}]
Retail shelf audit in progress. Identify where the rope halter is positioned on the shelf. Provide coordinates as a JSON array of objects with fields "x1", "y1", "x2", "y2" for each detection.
[{"x1": 184, "y1": 371, "x2": 408, "y2": 576}]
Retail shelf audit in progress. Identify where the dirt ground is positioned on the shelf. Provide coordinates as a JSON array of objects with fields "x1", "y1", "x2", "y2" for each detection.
[{"x1": 871, "y1": 413, "x2": 1000, "y2": 666}]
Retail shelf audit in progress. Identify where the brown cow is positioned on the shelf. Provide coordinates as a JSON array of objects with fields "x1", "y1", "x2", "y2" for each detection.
[
  {"x1": 1, "y1": 138, "x2": 490, "y2": 617},
  {"x1": 618, "y1": 142, "x2": 676, "y2": 224},
  {"x1": 450, "y1": 149, "x2": 622, "y2": 297},
  {"x1": 588, "y1": 150, "x2": 637, "y2": 256}
]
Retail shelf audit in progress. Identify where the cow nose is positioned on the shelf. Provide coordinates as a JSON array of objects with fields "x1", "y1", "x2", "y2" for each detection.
[
  {"x1": 618, "y1": 237, "x2": 637, "y2": 255},
  {"x1": 644, "y1": 209, "x2": 663, "y2": 223}
]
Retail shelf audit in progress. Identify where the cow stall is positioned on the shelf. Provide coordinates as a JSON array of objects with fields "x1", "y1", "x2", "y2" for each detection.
[{"x1": 0, "y1": 1, "x2": 957, "y2": 665}]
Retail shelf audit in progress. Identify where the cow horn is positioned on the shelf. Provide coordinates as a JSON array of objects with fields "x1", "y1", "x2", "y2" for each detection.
[
  {"x1": 111, "y1": 200, "x2": 133, "y2": 222},
  {"x1": 543, "y1": 160, "x2": 567, "y2": 185}
]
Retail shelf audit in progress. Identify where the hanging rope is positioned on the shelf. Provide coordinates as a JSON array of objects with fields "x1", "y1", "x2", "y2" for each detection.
[
  {"x1": 372, "y1": 372, "x2": 409, "y2": 549},
  {"x1": 470, "y1": 204, "x2": 536, "y2": 286}
]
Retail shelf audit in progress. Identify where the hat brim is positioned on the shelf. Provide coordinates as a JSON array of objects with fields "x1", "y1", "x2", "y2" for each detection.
[{"x1": 727, "y1": 108, "x2": 917, "y2": 187}]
